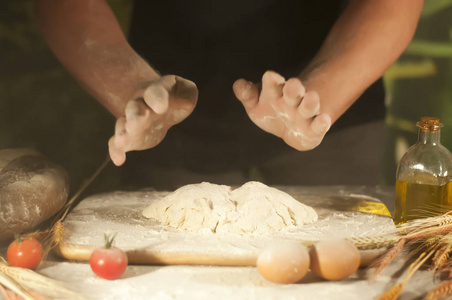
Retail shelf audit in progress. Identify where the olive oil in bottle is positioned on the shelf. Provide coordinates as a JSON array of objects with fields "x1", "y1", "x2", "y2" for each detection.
[
  {"x1": 394, "y1": 180, "x2": 452, "y2": 224},
  {"x1": 393, "y1": 117, "x2": 452, "y2": 225}
]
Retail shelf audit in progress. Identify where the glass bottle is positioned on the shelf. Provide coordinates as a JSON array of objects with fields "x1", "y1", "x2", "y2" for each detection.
[{"x1": 393, "y1": 117, "x2": 452, "y2": 224}]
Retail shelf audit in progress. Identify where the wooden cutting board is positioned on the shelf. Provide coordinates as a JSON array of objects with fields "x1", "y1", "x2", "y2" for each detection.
[{"x1": 55, "y1": 186, "x2": 394, "y2": 266}]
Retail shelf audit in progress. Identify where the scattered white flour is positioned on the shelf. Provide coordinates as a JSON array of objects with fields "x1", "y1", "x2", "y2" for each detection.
[{"x1": 142, "y1": 181, "x2": 318, "y2": 235}]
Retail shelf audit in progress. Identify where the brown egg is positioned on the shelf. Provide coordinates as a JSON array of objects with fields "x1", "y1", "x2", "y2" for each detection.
[
  {"x1": 309, "y1": 239, "x2": 361, "y2": 281},
  {"x1": 257, "y1": 241, "x2": 310, "y2": 284}
]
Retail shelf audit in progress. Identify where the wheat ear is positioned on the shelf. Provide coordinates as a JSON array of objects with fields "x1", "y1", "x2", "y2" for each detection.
[
  {"x1": 398, "y1": 212, "x2": 452, "y2": 232},
  {"x1": 373, "y1": 238, "x2": 406, "y2": 278},
  {"x1": 426, "y1": 279, "x2": 452, "y2": 300},
  {"x1": 377, "y1": 244, "x2": 437, "y2": 300},
  {"x1": 432, "y1": 243, "x2": 451, "y2": 271},
  {"x1": 377, "y1": 283, "x2": 404, "y2": 300},
  {"x1": 347, "y1": 235, "x2": 401, "y2": 250}
]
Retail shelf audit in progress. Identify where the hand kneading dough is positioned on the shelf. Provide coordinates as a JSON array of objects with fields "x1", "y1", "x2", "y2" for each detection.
[
  {"x1": 0, "y1": 148, "x2": 69, "y2": 243},
  {"x1": 142, "y1": 181, "x2": 317, "y2": 235}
]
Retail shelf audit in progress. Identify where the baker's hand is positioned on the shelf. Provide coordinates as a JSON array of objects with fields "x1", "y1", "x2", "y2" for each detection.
[
  {"x1": 109, "y1": 75, "x2": 198, "y2": 166},
  {"x1": 233, "y1": 71, "x2": 331, "y2": 151}
]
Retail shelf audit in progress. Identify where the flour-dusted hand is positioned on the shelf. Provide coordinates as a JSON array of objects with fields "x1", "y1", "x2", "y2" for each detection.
[
  {"x1": 109, "y1": 75, "x2": 198, "y2": 166},
  {"x1": 33, "y1": 1, "x2": 200, "y2": 167},
  {"x1": 233, "y1": 71, "x2": 331, "y2": 151}
]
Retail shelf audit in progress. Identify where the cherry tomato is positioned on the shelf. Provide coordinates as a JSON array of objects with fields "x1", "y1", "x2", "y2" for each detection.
[
  {"x1": 7, "y1": 237, "x2": 43, "y2": 269},
  {"x1": 89, "y1": 235, "x2": 128, "y2": 280}
]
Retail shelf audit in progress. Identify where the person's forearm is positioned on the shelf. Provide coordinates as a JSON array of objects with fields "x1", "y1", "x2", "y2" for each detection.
[
  {"x1": 33, "y1": 0, "x2": 159, "y2": 117},
  {"x1": 300, "y1": 0, "x2": 424, "y2": 123}
]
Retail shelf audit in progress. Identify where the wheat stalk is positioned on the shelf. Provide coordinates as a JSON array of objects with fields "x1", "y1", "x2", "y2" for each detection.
[
  {"x1": 57, "y1": 155, "x2": 110, "y2": 222},
  {"x1": 373, "y1": 238, "x2": 406, "y2": 278},
  {"x1": 0, "y1": 261, "x2": 88, "y2": 300},
  {"x1": 0, "y1": 272, "x2": 36, "y2": 300},
  {"x1": 0, "y1": 282, "x2": 51, "y2": 300},
  {"x1": 377, "y1": 245, "x2": 436, "y2": 300},
  {"x1": 0, "y1": 284, "x2": 9, "y2": 300},
  {"x1": 404, "y1": 224, "x2": 452, "y2": 240}
]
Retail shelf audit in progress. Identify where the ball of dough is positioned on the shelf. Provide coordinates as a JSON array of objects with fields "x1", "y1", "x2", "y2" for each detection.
[
  {"x1": 0, "y1": 149, "x2": 69, "y2": 243},
  {"x1": 142, "y1": 181, "x2": 317, "y2": 235},
  {"x1": 226, "y1": 181, "x2": 318, "y2": 234},
  {"x1": 143, "y1": 182, "x2": 234, "y2": 233}
]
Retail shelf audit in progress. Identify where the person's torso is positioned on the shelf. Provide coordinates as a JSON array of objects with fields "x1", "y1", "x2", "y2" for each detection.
[{"x1": 124, "y1": 0, "x2": 384, "y2": 176}]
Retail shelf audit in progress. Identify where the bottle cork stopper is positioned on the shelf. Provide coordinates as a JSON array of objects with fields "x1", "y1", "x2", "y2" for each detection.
[{"x1": 416, "y1": 117, "x2": 443, "y2": 133}]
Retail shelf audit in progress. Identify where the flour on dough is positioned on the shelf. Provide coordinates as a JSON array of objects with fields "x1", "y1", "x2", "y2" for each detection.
[{"x1": 142, "y1": 181, "x2": 318, "y2": 235}]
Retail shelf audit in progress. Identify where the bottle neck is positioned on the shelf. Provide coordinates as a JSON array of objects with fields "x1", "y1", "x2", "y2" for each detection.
[{"x1": 418, "y1": 129, "x2": 441, "y2": 145}]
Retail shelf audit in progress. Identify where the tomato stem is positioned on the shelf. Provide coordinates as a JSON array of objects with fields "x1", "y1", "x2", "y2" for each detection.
[
  {"x1": 14, "y1": 234, "x2": 23, "y2": 243},
  {"x1": 104, "y1": 233, "x2": 117, "y2": 249}
]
